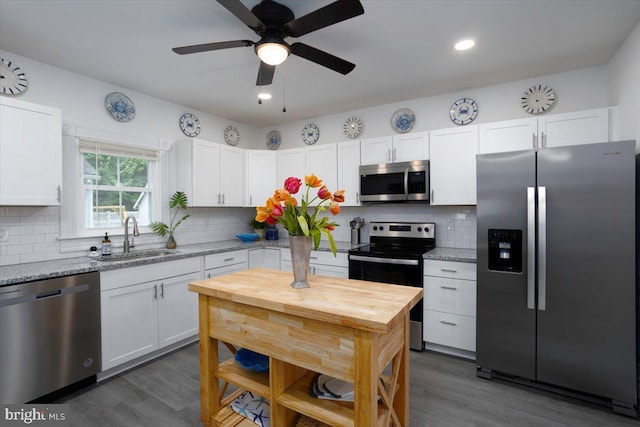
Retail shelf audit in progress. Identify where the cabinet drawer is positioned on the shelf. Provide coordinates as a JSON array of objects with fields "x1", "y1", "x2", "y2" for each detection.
[
  {"x1": 424, "y1": 260, "x2": 476, "y2": 280},
  {"x1": 423, "y1": 277, "x2": 476, "y2": 316},
  {"x1": 281, "y1": 248, "x2": 348, "y2": 267},
  {"x1": 101, "y1": 257, "x2": 201, "y2": 291},
  {"x1": 423, "y1": 310, "x2": 476, "y2": 352},
  {"x1": 205, "y1": 250, "x2": 248, "y2": 269}
]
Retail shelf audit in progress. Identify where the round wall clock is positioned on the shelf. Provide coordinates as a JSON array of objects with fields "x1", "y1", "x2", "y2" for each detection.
[
  {"x1": 301, "y1": 123, "x2": 320, "y2": 145},
  {"x1": 521, "y1": 85, "x2": 555, "y2": 115},
  {"x1": 266, "y1": 130, "x2": 281, "y2": 150},
  {"x1": 391, "y1": 108, "x2": 415, "y2": 133},
  {"x1": 179, "y1": 113, "x2": 201, "y2": 137},
  {"x1": 343, "y1": 116, "x2": 363, "y2": 139},
  {"x1": 449, "y1": 98, "x2": 478, "y2": 125},
  {"x1": 224, "y1": 125, "x2": 240, "y2": 146},
  {"x1": 105, "y1": 92, "x2": 135, "y2": 122},
  {"x1": 0, "y1": 58, "x2": 28, "y2": 95}
]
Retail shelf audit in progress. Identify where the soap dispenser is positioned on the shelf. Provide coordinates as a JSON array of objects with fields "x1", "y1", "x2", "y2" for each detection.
[{"x1": 102, "y1": 232, "x2": 112, "y2": 256}]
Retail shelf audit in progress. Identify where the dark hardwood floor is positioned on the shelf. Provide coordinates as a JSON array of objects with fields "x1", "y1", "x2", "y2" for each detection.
[{"x1": 58, "y1": 342, "x2": 638, "y2": 426}]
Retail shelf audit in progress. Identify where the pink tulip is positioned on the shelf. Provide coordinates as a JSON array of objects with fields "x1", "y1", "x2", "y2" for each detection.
[
  {"x1": 284, "y1": 177, "x2": 302, "y2": 194},
  {"x1": 317, "y1": 185, "x2": 332, "y2": 200}
]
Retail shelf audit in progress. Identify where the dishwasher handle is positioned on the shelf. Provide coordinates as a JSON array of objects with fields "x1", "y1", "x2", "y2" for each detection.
[{"x1": 0, "y1": 283, "x2": 90, "y2": 308}]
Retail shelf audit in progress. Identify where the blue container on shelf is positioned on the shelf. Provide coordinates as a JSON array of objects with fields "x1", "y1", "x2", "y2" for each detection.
[{"x1": 265, "y1": 227, "x2": 279, "y2": 240}]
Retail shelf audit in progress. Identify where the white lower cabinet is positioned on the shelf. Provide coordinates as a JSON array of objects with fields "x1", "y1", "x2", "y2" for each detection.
[
  {"x1": 100, "y1": 258, "x2": 202, "y2": 370},
  {"x1": 423, "y1": 260, "x2": 477, "y2": 359},
  {"x1": 205, "y1": 250, "x2": 248, "y2": 278},
  {"x1": 281, "y1": 249, "x2": 348, "y2": 278},
  {"x1": 249, "y1": 248, "x2": 281, "y2": 270}
]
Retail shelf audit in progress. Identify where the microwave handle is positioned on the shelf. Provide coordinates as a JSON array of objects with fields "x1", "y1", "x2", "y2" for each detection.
[{"x1": 404, "y1": 167, "x2": 409, "y2": 197}]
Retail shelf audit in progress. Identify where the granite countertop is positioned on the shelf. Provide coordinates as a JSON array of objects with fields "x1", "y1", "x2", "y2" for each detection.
[
  {"x1": 1, "y1": 240, "x2": 476, "y2": 286},
  {"x1": 424, "y1": 247, "x2": 477, "y2": 263},
  {"x1": 0, "y1": 239, "x2": 361, "y2": 286}
]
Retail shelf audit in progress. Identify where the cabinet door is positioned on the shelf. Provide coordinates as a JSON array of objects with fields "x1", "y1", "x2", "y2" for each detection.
[
  {"x1": 263, "y1": 248, "x2": 281, "y2": 270},
  {"x1": 539, "y1": 108, "x2": 609, "y2": 148},
  {"x1": 158, "y1": 272, "x2": 200, "y2": 347},
  {"x1": 429, "y1": 126, "x2": 479, "y2": 205},
  {"x1": 277, "y1": 148, "x2": 306, "y2": 185},
  {"x1": 0, "y1": 98, "x2": 62, "y2": 205},
  {"x1": 101, "y1": 281, "x2": 159, "y2": 370},
  {"x1": 247, "y1": 150, "x2": 277, "y2": 206},
  {"x1": 392, "y1": 132, "x2": 429, "y2": 162},
  {"x1": 192, "y1": 140, "x2": 221, "y2": 206},
  {"x1": 478, "y1": 118, "x2": 537, "y2": 154},
  {"x1": 306, "y1": 143, "x2": 337, "y2": 191},
  {"x1": 360, "y1": 136, "x2": 392, "y2": 165},
  {"x1": 337, "y1": 140, "x2": 361, "y2": 206},
  {"x1": 220, "y1": 145, "x2": 245, "y2": 206}
]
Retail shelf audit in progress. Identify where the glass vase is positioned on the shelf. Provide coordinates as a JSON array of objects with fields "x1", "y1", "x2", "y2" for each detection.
[
  {"x1": 166, "y1": 234, "x2": 177, "y2": 249},
  {"x1": 289, "y1": 235, "x2": 312, "y2": 288}
]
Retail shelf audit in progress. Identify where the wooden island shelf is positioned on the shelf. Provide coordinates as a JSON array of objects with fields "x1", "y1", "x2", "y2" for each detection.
[{"x1": 188, "y1": 268, "x2": 422, "y2": 427}]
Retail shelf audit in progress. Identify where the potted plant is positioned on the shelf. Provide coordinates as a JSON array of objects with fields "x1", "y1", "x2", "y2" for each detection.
[
  {"x1": 151, "y1": 191, "x2": 190, "y2": 249},
  {"x1": 250, "y1": 218, "x2": 268, "y2": 240}
]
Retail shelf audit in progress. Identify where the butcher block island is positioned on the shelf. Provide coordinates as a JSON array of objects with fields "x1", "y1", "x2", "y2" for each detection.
[{"x1": 188, "y1": 268, "x2": 423, "y2": 427}]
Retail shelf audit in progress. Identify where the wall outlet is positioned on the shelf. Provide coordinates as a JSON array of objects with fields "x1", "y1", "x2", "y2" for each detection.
[{"x1": 0, "y1": 228, "x2": 8, "y2": 242}]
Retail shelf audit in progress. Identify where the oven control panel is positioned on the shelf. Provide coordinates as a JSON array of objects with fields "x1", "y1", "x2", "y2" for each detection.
[{"x1": 369, "y1": 222, "x2": 435, "y2": 238}]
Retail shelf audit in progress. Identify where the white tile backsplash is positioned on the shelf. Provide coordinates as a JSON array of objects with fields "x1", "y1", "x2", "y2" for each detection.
[{"x1": 0, "y1": 203, "x2": 477, "y2": 266}]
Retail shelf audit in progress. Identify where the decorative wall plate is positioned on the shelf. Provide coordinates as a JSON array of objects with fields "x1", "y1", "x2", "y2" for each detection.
[
  {"x1": 391, "y1": 108, "x2": 415, "y2": 133},
  {"x1": 224, "y1": 125, "x2": 240, "y2": 146},
  {"x1": 179, "y1": 113, "x2": 201, "y2": 137},
  {"x1": 449, "y1": 98, "x2": 478, "y2": 125},
  {"x1": 105, "y1": 92, "x2": 135, "y2": 122},
  {"x1": 266, "y1": 130, "x2": 281, "y2": 150},
  {"x1": 301, "y1": 123, "x2": 320, "y2": 145},
  {"x1": 0, "y1": 58, "x2": 28, "y2": 95},
  {"x1": 343, "y1": 116, "x2": 363, "y2": 139},
  {"x1": 521, "y1": 85, "x2": 555, "y2": 114}
]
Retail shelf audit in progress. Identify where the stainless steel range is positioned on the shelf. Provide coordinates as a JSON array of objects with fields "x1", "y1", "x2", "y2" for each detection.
[{"x1": 348, "y1": 221, "x2": 435, "y2": 351}]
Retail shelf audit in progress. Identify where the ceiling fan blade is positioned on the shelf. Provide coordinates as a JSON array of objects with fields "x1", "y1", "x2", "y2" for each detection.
[
  {"x1": 256, "y1": 61, "x2": 276, "y2": 86},
  {"x1": 284, "y1": 0, "x2": 364, "y2": 38},
  {"x1": 172, "y1": 40, "x2": 254, "y2": 55},
  {"x1": 217, "y1": 0, "x2": 264, "y2": 31},
  {"x1": 290, "y1": 43, "x2": 355, "y2": 75}
]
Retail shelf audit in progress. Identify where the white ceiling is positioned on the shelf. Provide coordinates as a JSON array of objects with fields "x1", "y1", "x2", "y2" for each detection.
[{"x1": 1, "y1": 0, "x2": 639, "y2": 128}]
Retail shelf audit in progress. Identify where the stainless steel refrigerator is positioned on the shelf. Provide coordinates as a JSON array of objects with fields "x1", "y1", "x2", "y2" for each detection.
[{"x1": 476, "y1": 140, "x2": 637, "y2": 416}]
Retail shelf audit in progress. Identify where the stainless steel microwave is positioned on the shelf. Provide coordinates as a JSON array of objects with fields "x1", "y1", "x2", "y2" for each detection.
[{"x1": 359, "y1": 160, "x2": 430, "y2": 202}]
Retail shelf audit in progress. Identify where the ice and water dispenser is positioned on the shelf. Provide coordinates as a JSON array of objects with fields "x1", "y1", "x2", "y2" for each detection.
[{"x1": 488, "y1": 229, "x2": 522, "y2": 273}]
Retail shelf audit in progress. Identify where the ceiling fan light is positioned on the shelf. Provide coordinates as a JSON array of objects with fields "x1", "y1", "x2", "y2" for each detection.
[
  {"x1": 257, "y1": 43, "x2": 289, "y2": 65},
  {"x1": 454, "y1": 39, "x2": 475, "y2": 51},
  {"x1": 258, "y1": 92, "x2": 272, "y2": 100}
]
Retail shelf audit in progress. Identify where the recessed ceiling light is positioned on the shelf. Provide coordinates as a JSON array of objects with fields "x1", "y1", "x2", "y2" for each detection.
[
  {"x1": 455, "y1": 39, "x2": 476, "y2": 51},
  {"x1": 258, "y1": 92, "x2": 272, "y2": 100}
]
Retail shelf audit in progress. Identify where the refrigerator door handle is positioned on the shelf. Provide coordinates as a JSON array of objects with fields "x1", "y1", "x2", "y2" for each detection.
[
  {"x1": 538, "y1": 186, "x2": 547, "y2": 311},
  {"x1": 527, "y1": 187, "x2": 536, "y2": 310}
]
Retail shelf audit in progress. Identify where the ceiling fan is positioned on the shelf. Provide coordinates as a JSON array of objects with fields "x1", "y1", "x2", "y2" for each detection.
[{"x1": 172, "y1": 0, "x2": 364, "y2": 86}]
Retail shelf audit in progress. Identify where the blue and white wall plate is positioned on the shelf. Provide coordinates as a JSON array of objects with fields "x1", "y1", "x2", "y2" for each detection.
[
  {"x1": 0, "y1": 57, "x2": 28, "y2": 95},
  {"x1": 266, "y1": 130, "x2": 281, "y2": 150},
  {"x1": 302, "y1": 123, "x2": 320, "y2": 145},
  {"x1": 105, "y1": 92, "x2": 135, "y2": 122},
  {"x1": 343, "y1": 116, "x2": 363, "y2": 139},
  {"x1": 224, "y1": 125, "x2": 240, "y2": 146},
  {"x1": 179, "y1": 113, "x2": 201, "y2": 137},
  {"x1": 391, "y1": 108, "x2": 415, "y2": 133},
  {"x1": 449, "y1": 98, "x2": 478, "y2": 125}
]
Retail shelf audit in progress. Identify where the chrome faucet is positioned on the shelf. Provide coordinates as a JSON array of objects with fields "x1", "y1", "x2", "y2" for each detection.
[{"x1": 124, "y1": 215, "x2": 140, "y2": 253}]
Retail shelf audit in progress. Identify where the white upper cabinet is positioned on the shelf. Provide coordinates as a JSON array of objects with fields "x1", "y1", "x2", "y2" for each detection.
[
  {"x1": 277, "y1": 147, "x2": 306, "y2": 186},
  {"x1": 479, "y1": 118, "x2": 537, "y2": 154},
  {"x1": 337, "y1": 140, "x2": 361, "y2": 206},
  {"x1": 429, "y1": 126, "x2": 478, "y2": 205},
  {"x1": 360, "y1": 132, "x2": 428, "y2": 165},
  {"x1": 173, "y1": 139, "x2": 245, "y2": 207},
  {"x1": 246, "y1": 150, "x2": 277, "y2": 206},
  {"x1": 306, "y1": 143, "x2": 337, "y2": 192},
  {"x1": 479, "y1": 108, "x2": 609, "y2": 154},
  {"x1": 0, "y1": 97, "x2": 62, "y2": 205},
  {"x1": 538, "y1": 108, "x2": 609, "y2": 148}
]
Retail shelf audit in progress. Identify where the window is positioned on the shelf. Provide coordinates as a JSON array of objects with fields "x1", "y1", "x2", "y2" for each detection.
[{"x1": 80, "y1": 141, "x2": 157, "y2": 231}]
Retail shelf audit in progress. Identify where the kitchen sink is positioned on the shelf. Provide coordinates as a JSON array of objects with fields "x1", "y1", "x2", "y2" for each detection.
[{"x1": 98, "y1": 249, "x2": 180, "y2": 262}]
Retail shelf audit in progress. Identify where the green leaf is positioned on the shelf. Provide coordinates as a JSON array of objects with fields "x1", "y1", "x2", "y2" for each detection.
[
  {"x1": 297, "y1": 215, "x2": 310, "y2": 236},
  {"x1": 169, "y1": 191, "x2": 189, "y2": 209},
  {"x1": 310, "y1": 229, "x2": 321, "y2": 250},
  {"x1": 321, "y1": 227, "x2": 337, "y2": 256},
  {"x1": 150, "y1": 221, "x2": 168, "y2": 237}
]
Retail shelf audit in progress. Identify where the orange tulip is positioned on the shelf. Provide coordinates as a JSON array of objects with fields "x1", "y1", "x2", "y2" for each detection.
[
  {"x1": 274, "y1": 188, "x2": 289, "y2": 202},
  {"x1": 305, "y1": 174, "x2": 323, "y2": 188},
  {"x1": 329, "y1": 201, "x2": 340, "y2": 215},
  {"x1": 317, "y1": 185, "x2": 332, "y2": 200},
  {"x1": 332, "y1": 189, "x2": 345, "y2": 203},
  {"x1": 255, "y1": 206, "x2": 270, "y2": 223},
  {"x1": 285, "y1": 196, "x2": 298, "y2": 207}
]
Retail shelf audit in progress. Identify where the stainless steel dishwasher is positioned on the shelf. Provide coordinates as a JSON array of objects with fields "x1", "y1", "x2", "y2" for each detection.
[{"x1": 0, "y1": 271, "x2": 101, "y2": 403}]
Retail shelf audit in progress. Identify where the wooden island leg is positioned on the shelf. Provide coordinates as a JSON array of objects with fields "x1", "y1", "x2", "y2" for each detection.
[
  {"x1": 392, "y1": 315, "x2": 410, "y2": 426},
  {"x1": 354, "y1": 330, "x2": 378, "y2": 425},
  {"x1": 198, "y1": 294, "x2": 219, "y2": 427}
]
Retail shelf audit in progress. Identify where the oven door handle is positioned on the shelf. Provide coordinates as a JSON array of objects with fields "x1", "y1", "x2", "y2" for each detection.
[{"x1": 349, "y1": 255, "x2": 419, "y2": 266}]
